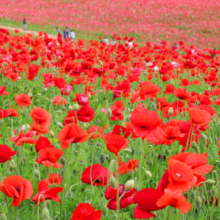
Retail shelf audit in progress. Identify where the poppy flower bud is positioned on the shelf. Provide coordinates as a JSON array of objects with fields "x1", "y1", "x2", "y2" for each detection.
[
  {"x1": 42, "y1": 206, "x2": 50, "y2": 220},
  {"x1": 201, "y1": 133, "x2": 207, "y2": 141},
  {"x1": 105, "y1": 155, "x2": 109, "y2": 160},
  {"x1": 151, "y1": 102, "x2": 156, "y2": 111},
  {"x1": 107, "y1": 108, "x2": 112, "y2": 118},
  {"x1": 99, "y1": 153, "x2": 106, "y2": 165},
  {"x1": 124, "y1": 148, "x2": 132, "y2": 153},
  {"x1": 0, "y1": 214, "x2": 7, "y2": 220},
  {"x1": 110, "y1": 176, "x2": 116, "y2": 189},
  {"x1": 56, "y1": 121, "x2": 63, "y2": 129},
  {"x1": 82, "y1": 123, "x2": 89, "y2": 130},
  {"x1": 201, "y1": 195, "x2": 206, "y2": 203},
  {"x1": 150, "y1": 150, "x2": 155, "y2": 157},
  {"x1": 191, "y1": 141, "x2": 197, "y2": 149},
  {"x1": 68, "y1": 105, "x2": 73, "y2": 111},
  {"x1": 129, "y1": 169, "x2": 134, "y2": 176},
  {"x1": 33, "y1": 169, "x2": 40, "y2": 179},
  {"x1": 73, "y1": 104, "x2": 79, "y2": 111},
  {"x1": 165, "y1": 148, "x2": 170, "y2": 155},
  {"x1": 131, "y1": 148, "x2": 135, "y2": 156},
  {"x1": 9, "y1": 160, "x2": 15, "y2": 171},
  {"x1": 195, "y1": 196, "x2": 202, "y2": 210},
  {"x1": 102, "y1": 206, "x2": 108, "y2": 216},
  {"x1": 125, "y1": 180, "x2": 135, "y2": 191},
  {"x1": 28, "y1": 93, "x2": 33, "y2": 98},
  {"x1": 145, "y1": 170, "x2": 152, "y2": 177},
  {"x1": 215, "y1": 160, "x2": 219, "y2": 166},
  {"x1": 49, "y1": 131, "x2": 54, "y2": 138},
  {"x1": 149, "y1": 160, "x2": 153, "y2": 168},
  {"x1": 211, "y1": 185, "x2": 217, "y2": 196},
  {"x1": 168, "y1": 107, "x2": 174, "y2": 116},
  {"x1": 60, "y1": 157, "x2": 66, "y2": 166},
  {"x1": 205, "y1": 179, "x2": 215, "y2": 185},
  {"x1": 125, "y1": 115, "x2": 130, "y2": 122},
  {"x1": 66, "y1": 190, "x2": 73, "y2": 197}
]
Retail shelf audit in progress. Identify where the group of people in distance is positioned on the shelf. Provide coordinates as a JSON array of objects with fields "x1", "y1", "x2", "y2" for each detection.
[{"x1": 56, "y1": 27, "x2": 75, "y2": 41}]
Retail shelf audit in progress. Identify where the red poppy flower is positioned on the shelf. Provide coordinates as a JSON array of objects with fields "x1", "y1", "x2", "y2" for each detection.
[
  {"x1": 140, "y1": 81, "x2": 161, "y2": 100},
  {"x1": 30, "y1": 107, "x2": 51, "y2": 134},
  {"x1": 77, "y1": 105, "x2": 95, "y2": 122},
  {"x1": 45, "y1": 173, "x2": 63, "y2": 185},
  {"x1": 157, "y1": 170, "x2": 170, "y2": 192},
  {"x1": 32, "y1": 180, "x2": 63, "y2": 204},
  {"x1": 81, "y1": 164, "x2": 114, "y2": 186},
  {"x1": 63, "y1": 110, "x2": 77, "y2": 126},
  {"x1": 167, "y1": 159, "x2": 197, "y2": 192},
  {"x1": 10, "y1": 130, "x2": 37, "y2": 146},
  {"x1": 57, "y1": 123, "x2": 88, "y2": 149},
  {"x1": 174, "y1": 88, "x2": 191, "y2": 101},
  {"x1": 0, "y1": 86, "x2": 9, "y2": 96},
  {"x1": 130, "y1": 105, "x2": 164, "y2": 144},
  {"x1": 188, "y1": 107, "x2": 212, "y2": 126},
  {"x1": 112, "y1": 124, "x2": 131, "y2": 139},
  {"x1": 164, "y1": 84, "x2": 175, "y2": 94},
  {"x1": 77, "y1": 94, "x2": 89, "y2": 106},
  {"x1": 0, "y1": 176, "x2": 33, "y2": 207},
  {"x1": 157, "y1": 189, "x2": 191, "y2": 214},
  {"x1": 70, "y1": 203, "x2": 102, "y2": 220},
  {"x1": 36, "y1": 147, "x2": 63, "y2": 168},
  {"x1": 105, "y1": 184, "x2": 136, "y2": 210},
  {"x1": 87, "y1": 125, "x2": 104, "y2": 139},
  {"x1": 15, "y1": 93, "x2": 32, "y2": 106},
  {"x1": 105, "y1": 133, "x2": 128, "y2": 155},
  {"x1": 161, "y1": 125, "x2": 184, "y2": 145},
  {"x1": 35, "y1": 136, "x2": 53, "y2": 152},
  {"x1": 113, "y1": 81, "x2": 131, "y2": 98},
  {"x1": 53, "y1": 96, "x2": 67, "y2": 105},
  {"x1": 117, "y1": 158, "x2": 139, "y2": 175},
  {"x1": 0, "y1": 108, "x2": 18, "y2": 119},
  {"x1": 27, "y1": 64, "x2": 40, "y2": 80},
  {"x1": 0, "y1": 145, "x2": 17, "y2": 163},
  {"x1": 133, "y1": 188, "x2": 165, "y2": 219},
  {"x1": 168, "y1": 152, "x2": 213, "y2": 176},
  {"x1": 110, "y1": 105, "x2": 124, "y2": 121}
]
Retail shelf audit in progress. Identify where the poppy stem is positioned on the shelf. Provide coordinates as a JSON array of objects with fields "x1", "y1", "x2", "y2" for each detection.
[{"x1": 138, "y1": 139, "x2": 144, "y2": 190}]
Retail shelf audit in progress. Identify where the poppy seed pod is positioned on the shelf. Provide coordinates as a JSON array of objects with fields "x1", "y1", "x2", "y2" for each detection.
[
  {"x1": 195, "y1": 196, "x2": 202, "y2": 210},
  {"x1": 0, "y1": 214, "x2": 7, "y2": 220},
  {"x1": 73, "y1": 104, "x2": 79, "y2": 111},
  {"x1": 99, "y1": 153, "x2": 106, "y2": 165},
  {"x1": 125, "y1": 180, "x2": 135, "y2": 191},
  {"x1": 110, "y1": 176, "x2": 116, "y2": 189},
  {"x1": 205, "y1": 179, "x2": 215, "y2": 185},
  {"x1": 42, "y1": 206, "x2": 50, "y2": 220},
  {"x1": 145, "y1": 170, "x2": 152, "y2": 177},
  {"x1": 9, "y1": 160, "x2": 15, "y2": 171},
  {"x1": 168, "y1": 107, "x2": 174, "y2": 116}
]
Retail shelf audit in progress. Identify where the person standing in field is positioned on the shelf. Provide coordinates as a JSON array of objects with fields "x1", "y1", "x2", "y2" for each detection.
[
  {"x1": 65, "y1": 27, "x2": 70, "y2": 39},
  {"x1": 23, "y1": 18, "x2": 27, "y2": 30},
  {"x1": 70, "y1": 30, "x2": 75, "y2": 41},
  {"x1": 56, "y1": 27, "x2": 61, "y2": 36}
]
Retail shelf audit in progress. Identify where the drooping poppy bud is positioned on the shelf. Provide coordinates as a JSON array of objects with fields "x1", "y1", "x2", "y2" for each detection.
[
  {"x1": 110, "y1": 176, "x2": 116, "y2": 189},
  {"x1": 125, "y1": 180, "x2": 135, "y2": 191}
]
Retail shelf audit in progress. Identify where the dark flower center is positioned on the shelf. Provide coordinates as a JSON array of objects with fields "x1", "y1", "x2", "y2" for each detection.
[{"x1": 15, "y1": 186, "x2": 20, "y2": 194}]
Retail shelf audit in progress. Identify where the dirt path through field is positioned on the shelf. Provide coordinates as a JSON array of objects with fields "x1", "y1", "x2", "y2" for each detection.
[{"x1": 0, "y1": 25, "x2": 57, "y2": 39}]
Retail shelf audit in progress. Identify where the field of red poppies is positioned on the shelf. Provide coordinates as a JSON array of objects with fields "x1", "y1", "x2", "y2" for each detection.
[
  {"x1": 0, "y1": 28, "x2": 219, "y2": 220},
  {"x1": 0, "y1": 0, "x2": 220, "y2": 49}
]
